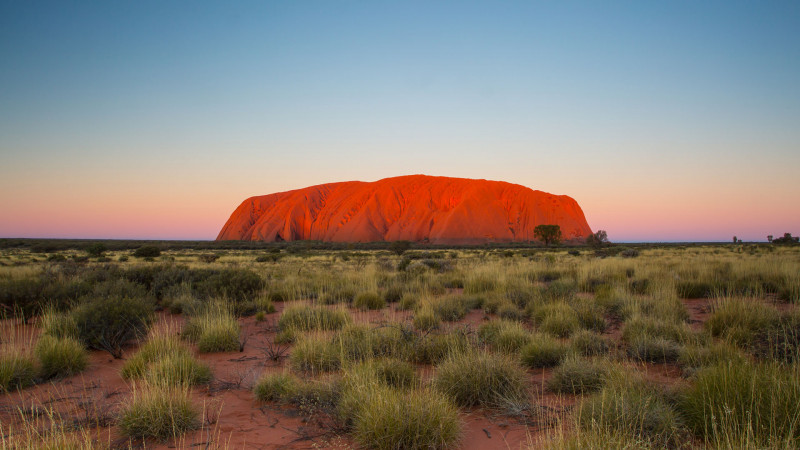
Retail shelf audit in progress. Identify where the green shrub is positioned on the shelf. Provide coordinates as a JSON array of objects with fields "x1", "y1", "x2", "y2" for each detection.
[
  {"x1": 278, "y1": 304, "x2": 351, "y2": 332},
  {"x1": 254, "y1": 372, "x2": 299, "y2": 402},
  {"x1": 678, "y1": 361, "x2": 800, "y2": 446},
  {"x1": 434, "y1": 351, "x2": 528, "y2": 407},
  {"x1": 0, "y1": 352, "x2": 36, "y2": 392},
  {"x1": 353, "y1": 291, "x2": 385, "y2": 310},
  {"x1": 71, "y1": 296, "x2": 154, "y2": 358},
  {"x1": 118, "y1": 383, "x2": 199, "y2": 440},
  {"x1": 194, "y1": 268, "x2": 263, "y2": 301},
  {"x1": 34, "y1": 335, "x2": 88, "y2": 379},
  {"x1": 521, "y1": 334, "x2": 570, "y2": 368},
  {"x1": 547, "y1": 357, "x2": 608, "y2": 394}
]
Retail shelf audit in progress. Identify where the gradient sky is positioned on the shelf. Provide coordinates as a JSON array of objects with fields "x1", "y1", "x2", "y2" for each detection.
[{"x1": 1, "y1": 1, "x2": 798, "y2": 242}]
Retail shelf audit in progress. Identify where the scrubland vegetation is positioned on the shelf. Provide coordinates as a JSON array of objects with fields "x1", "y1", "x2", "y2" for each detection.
[{"x1": 0, "y1": 241, "x2": 798, "y2": 448}]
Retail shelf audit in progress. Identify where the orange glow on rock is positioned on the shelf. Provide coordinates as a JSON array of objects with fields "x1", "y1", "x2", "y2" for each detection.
[{"x1": 216, "y1": 175, "x2": 592, "y2": 244}]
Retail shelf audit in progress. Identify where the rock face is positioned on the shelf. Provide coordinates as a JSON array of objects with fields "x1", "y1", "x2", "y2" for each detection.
[{"x1": 216, "y1": 175, "x2": 592, "y2": 244}]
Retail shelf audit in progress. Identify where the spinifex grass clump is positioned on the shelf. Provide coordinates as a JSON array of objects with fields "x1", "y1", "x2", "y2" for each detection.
[
  {"x1": 532, "y1": 301, "x2": 580, "y2": 338},
  {"x1": 118, "y1": 382, "x2": 199, "y2": 441},
  {"x1": 570, "y1": 329, "x2": 611, "y2": 356},
  {"x1": 0, "y1": 351, "x2": 36, "y2": 392},
  {"x1": 290, "y1": 333, "x2": 341, "y2": 373},
  {"x1": 353, "y1": 291, "x2": 385, "y2": 310},
  {"x1": 413, "y1": 307, "x2": 440, "y2": 331},
  {"x1": 520, "y1": 333, "x2": 570, "y2": 368},
  {"x1": 122, "y1": 332, "x2": 211, "y2": 386},
  {"x1": 678, "y1": 360, "x2": 800, "y2": 447},
  {"x1": 277, "y1": 304, "x2": 351, "y2": 332},
  {"x1": 705, "y1": 296, "x2": 780, "y2": 347},
  {"x1": 547, "y1": 356, "x2": 608, "y2": 394},
  {"x1": 410, "y1": 329, "x2": 472, "y2": 365},
  {"x1": 434, "y1": 351, "x2": 528, "y2": 407},
  {"x1": 39, "y1": 307, "x2": 78, "y2": 340},
  {"x1": 577, "y1": 376, "x2": 686, "y2": 447},
  {"x1": 254, "y1": 372, "x2": 299, "y2": 402},
  {"x1": 478, "y1": 319, "x2": 531, "y2": 353},
  {"x1": 34, "y1": 335, "x2": 88, "y2": 379},
  {"x1": 183, "y1": 302, "x2": 240, "y2": 353},
  {"x1": 337, "y1": 362, "x2": 462, "y2": 449},
  {"x1": 431, "y1": 295, "x2": 469, "y2": 321}
]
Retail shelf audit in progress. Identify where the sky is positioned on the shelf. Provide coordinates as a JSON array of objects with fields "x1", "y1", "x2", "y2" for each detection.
[{"x1": 1, "y1": 1, "x2": 798, "y2": 242}]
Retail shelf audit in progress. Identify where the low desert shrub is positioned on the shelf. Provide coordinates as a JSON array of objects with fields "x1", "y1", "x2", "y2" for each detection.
[
  {"x1": 118, "y1": 383, "x2": 199, "y2": 440},
  {"x1": 34, "y1": 335, "x2": 88, "y2": 379},
  {"x1": 71, "y1": 295, "x2": 154, "y2": 358},
  {"x1": 133, "y1": 245, "x2": 161, "y2": 258},
  {"x1": 434, "y1": 351, "x2": 528, "y2": 407}
]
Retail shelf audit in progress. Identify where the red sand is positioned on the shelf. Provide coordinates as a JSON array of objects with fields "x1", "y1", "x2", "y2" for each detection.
[{"x1": 217, "y1": 175, "x2": 592, "y2": 244}]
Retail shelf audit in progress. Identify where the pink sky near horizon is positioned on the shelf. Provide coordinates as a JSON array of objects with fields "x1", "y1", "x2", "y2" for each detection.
[{"x1": 2, "y1": 2, "x2": 799, "y2": 242}]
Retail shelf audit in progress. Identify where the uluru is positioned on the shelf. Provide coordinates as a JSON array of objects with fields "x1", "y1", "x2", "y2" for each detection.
[{"x1": 216, "y1": 175, "x2": 592, "y2": 244}]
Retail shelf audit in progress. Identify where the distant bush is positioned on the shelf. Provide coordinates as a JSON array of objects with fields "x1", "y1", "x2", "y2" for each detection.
[
  {"x1": 84, "y1": 243, "x2": 107, "y2": 257},
  {"x1": 133, "y1": 245, "x2": 161, "y2": 258},
  {"x1": 71, "y1": 296, "x2": 154, "y2": 358}
]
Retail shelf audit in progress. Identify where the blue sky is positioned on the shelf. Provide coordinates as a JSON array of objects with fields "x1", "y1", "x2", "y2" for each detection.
[{"x1": 1, "y1": 1, "x2": 798, "y2": 241}]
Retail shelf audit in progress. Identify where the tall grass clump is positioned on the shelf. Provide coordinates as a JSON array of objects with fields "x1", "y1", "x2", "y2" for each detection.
[
  {"x1": 410, "y1": 329, "x2": 472, "y2": 365},
  {"x1": 39, "y1": 307, "x2": 78, "y2": 340},
  {"x1": 254, "y1": 372, "x2": 299, "y2": 402},
  {"x1": 352, "y1": 387, "x2": 461, "y2": 450},
  {"x1": 0, "y1": 351, "x2": 36, "y2": 392},
  {"x1": 704, "y1": 297, "x2": 780, "y2": 346},
  {"x1": 34, "y1": 335, "x2": 88, "y2": 379},
  {"x1": 118, "y1": 382, "x2": 200, "y2": 441},
  {"x1": 290, "y1": 333, "x2": 341, "y2": 373},
  {"x1": 183, "y1": 302, "x2": 240, "y2": 353},
  {"x1": 123, "y1": 331, "x2": 211, "y2": 385},
  {"x1": 678, "y1": 360, "x2": 800, "y2": 447},
  {"x1": 277, "y1": 304, "x2": 351, "y2": 332},
  {"x1": 434, "y1": 351, "x2": 528, "y2": 407},
  {"x1": 353, "y1": 291, "x2": 385, "y2": 310},
  {"x1": 576, "y1": 376, "x2": 686, "y2": 447},
  {"x1": 337, "y1": 363, "x2": 461, "y2": 449}
]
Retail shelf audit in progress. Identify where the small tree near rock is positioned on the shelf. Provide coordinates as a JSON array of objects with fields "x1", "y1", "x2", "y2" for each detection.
[
  {"x1": 534, "y1": 225, "x2": 562, "y2": 246},
  {"x1": 586, "y1": 230, "x2": 609, "y2": 249}
]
